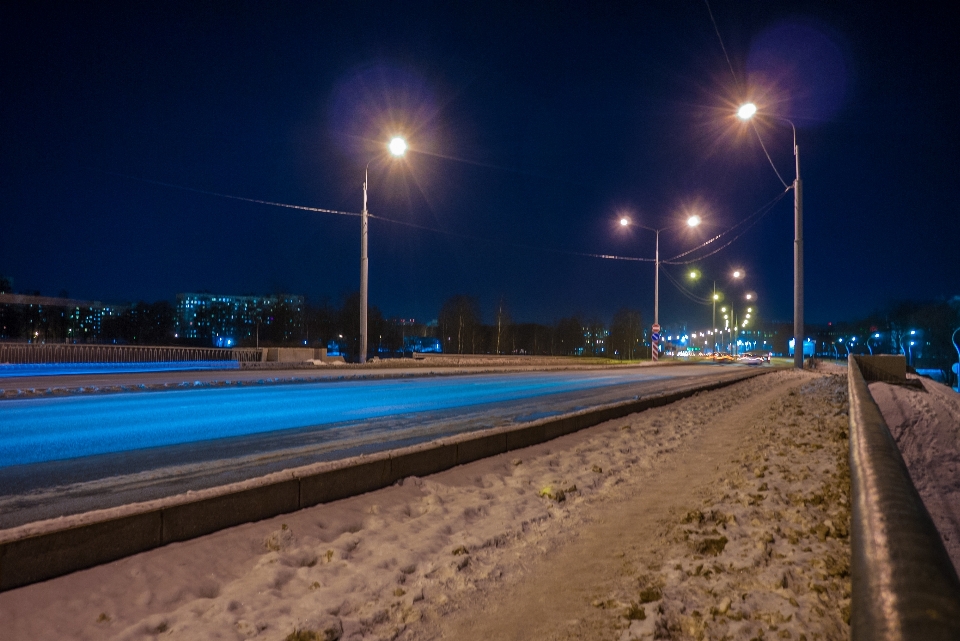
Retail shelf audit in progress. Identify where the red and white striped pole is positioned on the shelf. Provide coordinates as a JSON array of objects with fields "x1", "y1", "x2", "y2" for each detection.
[{"x1": 651, "y1": 323, "x2": 661, "y2": 362}]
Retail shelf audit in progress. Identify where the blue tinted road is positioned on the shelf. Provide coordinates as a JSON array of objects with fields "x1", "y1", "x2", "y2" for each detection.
[
  {"x1": 0, "y1": 368, "x2": 695, "y2": 469},
  {"x1": 0, "y1": 364, "x2": 768, "y2": 527}
]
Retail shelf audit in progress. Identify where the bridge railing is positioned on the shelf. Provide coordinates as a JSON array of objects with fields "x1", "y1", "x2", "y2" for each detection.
[
  {"x1": 847, "y1": 355, "x2": 960, "y2": 639},
  {"x1": 0, "y1": 343, "x2": 262, "y2": 364}
]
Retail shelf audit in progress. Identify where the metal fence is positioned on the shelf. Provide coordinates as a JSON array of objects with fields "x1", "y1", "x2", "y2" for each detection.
[
  {"x1": 847, "y1": 355, "x2": 960, "y2": 639},
  {"x1": 0, "y1": 343, "x2": 262, "y2": 364}
]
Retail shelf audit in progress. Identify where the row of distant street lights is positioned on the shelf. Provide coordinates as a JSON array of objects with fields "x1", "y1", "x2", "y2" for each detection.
[
  {"x1": 357, "y1": 102, "x2": 803, "y2": 368},
  {"x1": 614, "y1": 102, "x2": 802, "y2": 366}
]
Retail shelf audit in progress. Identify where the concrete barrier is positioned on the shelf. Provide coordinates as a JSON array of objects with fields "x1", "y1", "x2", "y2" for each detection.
[
  {"x1": 162, "y1": 479, "x2": 301, "y2": 544},
  {"x1": 0, "y1": 369, "x2": 766, "y2": 592},
  {"x1": 264, "y1": 347, "x2": 316, "y2": 363},
  {"x1": 848, "y1": 355, "x2": 960, "y2": 639},
  {"x1": 854, "y1": 354, "x2": 907, "y2": 384},
  {"x1": 0, "y1": 511, "x2": 162, "y2": 591},
  {"x1": 299, "y1": 457, "x2": 392, "y2": 508}
]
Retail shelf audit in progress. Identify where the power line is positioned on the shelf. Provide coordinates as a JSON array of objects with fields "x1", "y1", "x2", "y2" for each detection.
[
  {"x1": 701, "y1": 2, "x2": 791, "y2": 189},
  {"x1": 703, "y1": 0, "x2": 742, "y2": 94},
  {"x1": 101, "y1": 168, "x2": 782, "y2": 269},
  {"x1": 99, "y1": 170, "x2": 361, "y2": 218},
  {"x1": 664, "y1": 188, "x2": 790, "y2": 264}
]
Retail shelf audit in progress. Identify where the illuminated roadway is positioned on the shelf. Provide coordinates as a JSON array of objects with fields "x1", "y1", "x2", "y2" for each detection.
[{"x1": 0, "y1": 364, "x2": 766, "y2": 528}]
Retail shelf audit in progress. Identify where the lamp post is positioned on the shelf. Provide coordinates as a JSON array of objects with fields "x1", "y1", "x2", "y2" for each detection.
[
  {"x1": 866, "y1": 332, "x2": 880, "y2": 355},
  {"x1": 737, "y1": 103, "x2": 803, "y2": 369},
  {"x1": 359, "y1": 136, "x2": 407, "y2": 364},
  {"x1": 952, "y1": 327, "x2": 960, "y2": 391},
  {"x1": 619, "y1": 214, "x2": 700, "y2": 360},
  {"x1": 712, "y1": 283, "x2": 718, "y2": 352}
]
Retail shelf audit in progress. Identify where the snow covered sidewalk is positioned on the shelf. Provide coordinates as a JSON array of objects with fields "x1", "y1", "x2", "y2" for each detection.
[{"x1": 0, "y1": 368, "x2": 851, "y2": 640}]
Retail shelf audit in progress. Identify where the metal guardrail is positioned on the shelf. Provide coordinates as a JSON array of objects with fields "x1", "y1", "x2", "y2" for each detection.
[
  {"x1": 847, "y1": 355, "x2": 960, "y2": 639},
  {"x1": 0, "y1": 343, "x2": 262, "y2": 364}
]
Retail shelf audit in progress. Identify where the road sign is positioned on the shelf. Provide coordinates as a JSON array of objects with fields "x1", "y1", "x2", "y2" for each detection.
[
  {"x1": 651, "y1": 333, "x2": 661, "y2": 342},
  {"x1": 652, "y1": 323, "x2": 661, "y2": 333}
]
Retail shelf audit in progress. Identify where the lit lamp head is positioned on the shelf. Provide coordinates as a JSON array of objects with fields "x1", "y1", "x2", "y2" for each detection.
[
  {"x1": 619, "y1": 216, "x2": 630, "y2": 227},
  {"x1": 737, "y1": 103, "x2": 757, "y2": 121},
  {"x1": 687, "y1": 215, "x2": 701, "y2": 227},
  {"x1": 388, "y1": 136, "x2": 407, "y2": 157},
  {"x1": 733, "y1": 270, "x2": 743, "y2": 279}
]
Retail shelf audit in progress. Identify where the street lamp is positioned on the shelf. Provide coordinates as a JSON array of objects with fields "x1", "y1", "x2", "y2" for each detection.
[
  {"x1": 619, "y1": 214, "x2": 700, "y2": 360},
  {"x1": 687, "y1": 269, "x2": 720, "y2": 354},
  {"x1": 738, "y1": 102, "x2": 803, "y2": 370},
  {"x1": 360, "y1": 136, "x2": 407, "y2": 363},
  {"x1": 952, "y1": 327, "x2": 960, "y2": 391},
  {"x1": 865, "y1": 332, "x2": 880, "y2": 355}
]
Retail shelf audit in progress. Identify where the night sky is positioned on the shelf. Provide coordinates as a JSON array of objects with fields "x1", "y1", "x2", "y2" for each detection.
[{"x1": 2, "y1": 1, "x2": 958, "y2": 330}]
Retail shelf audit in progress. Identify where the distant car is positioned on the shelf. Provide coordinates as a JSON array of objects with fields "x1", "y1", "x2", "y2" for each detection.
[
  {"x1": 711, "y1": 352, "x2": 735, "y2": 363},
  {"x1": 738, "y1": 353, "x2": 765, "y2": 366}
]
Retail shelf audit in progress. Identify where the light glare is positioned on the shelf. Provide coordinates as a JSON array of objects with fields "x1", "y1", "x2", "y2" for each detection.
[
  {"x1": 687, "y1": 215, "x2": 701, "y2": 227},
  {"x1": 737, "y1": 103, "x2": 757, "y2": 120},
  {"x1": 388, "y1": 137, "x2": 407, "y2": 156}
]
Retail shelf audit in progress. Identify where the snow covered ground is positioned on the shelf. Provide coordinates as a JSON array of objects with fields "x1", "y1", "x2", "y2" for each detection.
[
  {"x1": 1, "y1": 368, "x2": 853, "y2": 640},
  {"x1": 869, "y1": 375, "x2": 960, "y2": 572}
]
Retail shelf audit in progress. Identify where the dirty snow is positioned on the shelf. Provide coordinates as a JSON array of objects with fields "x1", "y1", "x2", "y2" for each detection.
[{"x1": 0, "y1": 369, "x2": 852, "y2": 640}]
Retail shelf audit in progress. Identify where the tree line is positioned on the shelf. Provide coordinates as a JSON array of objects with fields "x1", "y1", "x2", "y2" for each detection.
[{"x1": 435, "y1": 294, "x2": 645, "y2": 359}]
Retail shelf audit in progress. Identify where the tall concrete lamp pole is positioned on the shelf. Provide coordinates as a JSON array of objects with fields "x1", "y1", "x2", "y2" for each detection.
[
  {"x1": 619, "y1": 215, "x2": 700, "y2": 361},
  {"x1": 359, "y1": 136, "x2": 407, "y2": 364},
  {"x1": 737, "y1": 102, "x2": 803, "y2": 369}
]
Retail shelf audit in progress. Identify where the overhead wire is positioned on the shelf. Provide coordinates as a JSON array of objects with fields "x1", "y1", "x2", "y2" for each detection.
[
  {"x1": 703, "y1": 0, "x2": 743, "y2": 94},
  {"x1": 661, "y1": 266, "x2": 715, "y2": 305},
  {"x1": 751, "y1": 124, "x2": 791, "y2": 189},
  {"x1": 702, "y1": 1, "x2": 791, "y2": 189},
  {"x1": 368, "y1": 213, "x2": 654, "y2": 262},
  {"x1": 99, "y1": 170, "x2": 361, "y2": 217},
  {"x1": 99, "y1": 169, "x2": 781, "y2": 275},
  {"x1": 98, "y1": 168, "x2": 653, "y2": 263},
  {"x1": 663, "y1": 187, "x2": 790, "y2": 264}
]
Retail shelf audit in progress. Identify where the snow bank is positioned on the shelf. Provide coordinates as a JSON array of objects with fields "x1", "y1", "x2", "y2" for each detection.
[{"x1": 869, "y1": 376, "x2": 960, "y2": 571}]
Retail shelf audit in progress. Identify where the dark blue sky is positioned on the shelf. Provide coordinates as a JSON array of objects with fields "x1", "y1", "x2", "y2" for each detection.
[{"x1": 2, "y1": 1, "x2": 957, "y2": 330}]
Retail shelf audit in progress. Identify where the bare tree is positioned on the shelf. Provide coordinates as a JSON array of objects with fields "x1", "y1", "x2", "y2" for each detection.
[{"x1": 438, "y1": 295, "x2": 481, "y2": 354}]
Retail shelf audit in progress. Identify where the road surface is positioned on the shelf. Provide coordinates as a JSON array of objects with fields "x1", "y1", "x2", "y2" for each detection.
[{"x1": 0, "y1": 364, "x2": 765, "y2": 528}]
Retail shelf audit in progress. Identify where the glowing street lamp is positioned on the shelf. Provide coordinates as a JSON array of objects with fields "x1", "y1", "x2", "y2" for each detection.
[
  {"x1": 388, "y1": 136, "x2": 407, "y2": 157},
  {"x1": 738, "y1": 102, "x2": 803, "y2": 369},
  {"x1": 360, "y1": 136, "x2": 407, "y2": 363},
  {"x1": 618, "y1": 214, "x2": 701, "y2": 358},
  {"x1": 737, "y1": 103, "x2": 757, "y2": 120}
]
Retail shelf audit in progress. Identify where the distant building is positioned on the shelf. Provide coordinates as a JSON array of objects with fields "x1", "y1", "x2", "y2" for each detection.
[
  {"x1": 581, "y1": 325, "x2": 609, "y2": 356},
  {"x1": 176, "y1": 293, "x2": 304, "y2": 347},
  {"x1": 0, "y1": 293, "x2": 104, "y2": 342}
]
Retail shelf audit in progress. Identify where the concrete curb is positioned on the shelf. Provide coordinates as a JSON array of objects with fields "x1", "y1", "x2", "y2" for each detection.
[{"x1": 0, "y1": 369, "x2": 767, "y2": 592}]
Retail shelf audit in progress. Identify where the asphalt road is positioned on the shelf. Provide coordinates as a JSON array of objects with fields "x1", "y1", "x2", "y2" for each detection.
[{"x1": 0, "y1": 363, "x2": 767, "y2": 528}]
